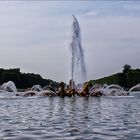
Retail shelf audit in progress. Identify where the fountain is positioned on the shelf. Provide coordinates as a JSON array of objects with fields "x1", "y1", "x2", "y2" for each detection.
[
  {"x1": 128, "y1": 83, "x2": 140, "y2": 93},
  {"x1": 70, "y1": 15, "x2": 87, "y2": 85},
  {"x1": 0, "y1": 81, "x2": 17, "y2": 92},
  {"x1": 31, "y1": 85, "x2": 43, "y2": 92},
  {"x1": 128, "y1": 83, "x2": 140, "y2": 96},
  {"x1": 89, "y1": 84, "x2": 127, "y2": 96}
]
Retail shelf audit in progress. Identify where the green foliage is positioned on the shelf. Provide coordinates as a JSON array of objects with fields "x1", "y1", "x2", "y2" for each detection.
[
  {"x1": 123, "y1": 64, "x2": 131, "y2": 73},
  {"x1": 125, "y1": 71, "x2": 140, "y2": 88},
  {"x1": 91, "y1": 68, "x2": 140, "y2": 88},
  {"x1": 0, "y1": 68, "x2": 59, "y2": 89}
]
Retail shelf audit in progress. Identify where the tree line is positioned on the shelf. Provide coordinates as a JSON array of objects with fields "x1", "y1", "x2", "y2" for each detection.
[
  {"x1": 0, "y1": 68, "x2": 59, "y2": 89},
  {"x1": 90, "y1": 65, "x2": 140, "y2": 89},
  {"x1": 1, "y1": 65, "x2": 139, "y2": 90}
]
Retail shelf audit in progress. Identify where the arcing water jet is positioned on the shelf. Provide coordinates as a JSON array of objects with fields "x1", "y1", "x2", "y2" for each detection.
[{"x1": 70, "y1": 15, "x2": 87, "y2": 85}]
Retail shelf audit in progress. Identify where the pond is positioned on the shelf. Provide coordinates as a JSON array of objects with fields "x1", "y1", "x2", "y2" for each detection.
[{"x1": 0, "y1": 94, "x2": 140, "y2": 140}]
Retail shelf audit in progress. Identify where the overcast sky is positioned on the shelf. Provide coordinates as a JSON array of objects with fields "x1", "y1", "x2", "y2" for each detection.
[{"x1": 0, "y1": 1, "x2": 140, "y2": 83}]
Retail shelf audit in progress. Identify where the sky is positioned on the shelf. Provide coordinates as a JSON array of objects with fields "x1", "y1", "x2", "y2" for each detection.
[{"x1": 0, "y1": 1, "x2": 140, "y2": 83}]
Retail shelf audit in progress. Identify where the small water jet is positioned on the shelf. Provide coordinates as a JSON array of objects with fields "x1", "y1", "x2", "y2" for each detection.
[
  {"x1": 89, "y1": 84, "x2": 127, "y2": 96},
  {"x1": 31, "y1": 85, "x2": 43, "y2": 92},
  {"x1": 0, "y1": 81, "x2": 17, "y2": 92},
  {"x1": 128, "y1": 83, "x2": 140, "y2": 93},
  {"x1": 70, "y1": 15, "x2": 87, "y2": 85}
]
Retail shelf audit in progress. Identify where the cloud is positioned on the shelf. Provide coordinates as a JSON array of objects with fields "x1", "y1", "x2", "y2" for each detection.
[{"x1": 84, "y1": 10, "x2": 98, "y2": 16}]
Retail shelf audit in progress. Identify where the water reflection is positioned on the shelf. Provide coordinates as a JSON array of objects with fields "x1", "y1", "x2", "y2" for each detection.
[{"x1": 0, "y1": 96, "x2": 140, "y2": 139}]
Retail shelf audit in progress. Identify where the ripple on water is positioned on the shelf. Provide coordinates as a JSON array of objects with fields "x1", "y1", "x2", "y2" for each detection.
[{"x1": 0, "y1": 96, "x2": 140, "y2": 140}]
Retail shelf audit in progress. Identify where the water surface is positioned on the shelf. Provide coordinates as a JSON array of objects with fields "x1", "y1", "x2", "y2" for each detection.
[{"x1": 0, "y1": 94, "x2": 140, "y2": 140}]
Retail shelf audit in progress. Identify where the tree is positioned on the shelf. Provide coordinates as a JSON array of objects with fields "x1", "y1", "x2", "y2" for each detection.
[{"x1": 123, "y1": 64, "x2": 132, "y2": 73}]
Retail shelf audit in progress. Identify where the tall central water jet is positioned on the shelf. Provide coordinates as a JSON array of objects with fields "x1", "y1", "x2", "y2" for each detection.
[{"x1": 70, "y1": 15, "x2": 87, "y2": 85}]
